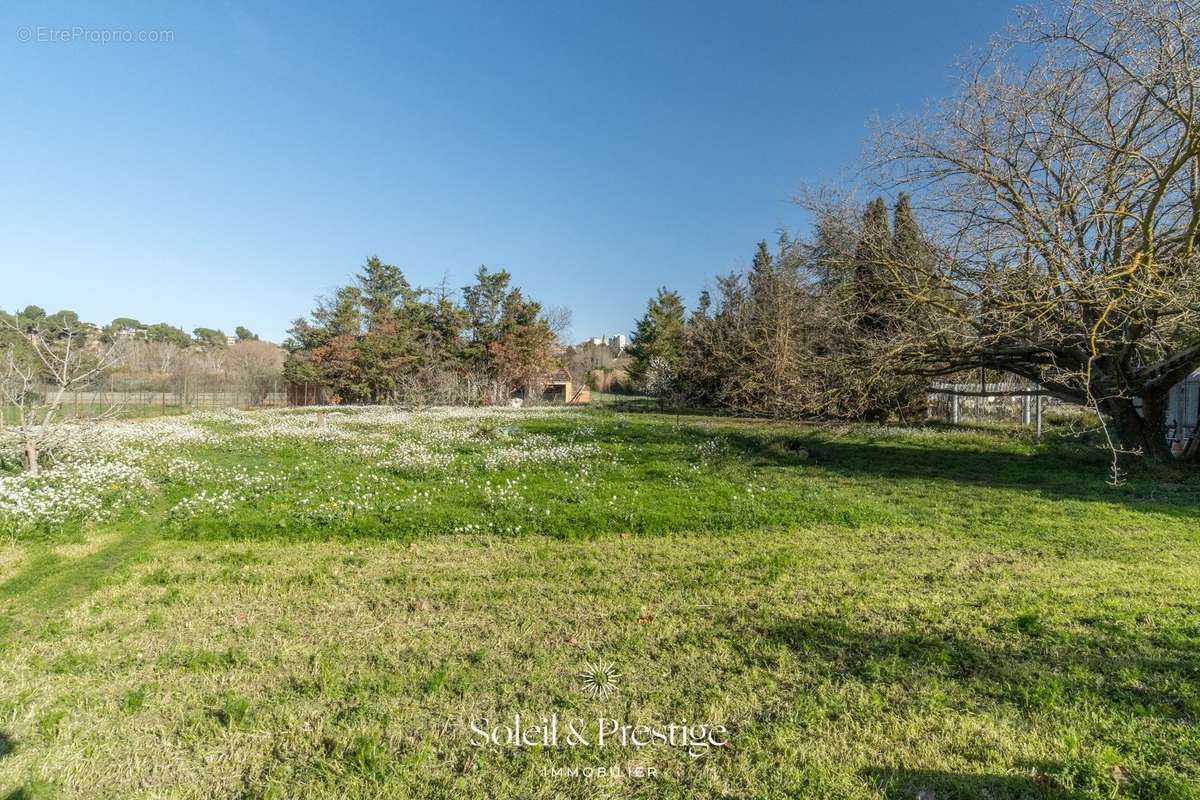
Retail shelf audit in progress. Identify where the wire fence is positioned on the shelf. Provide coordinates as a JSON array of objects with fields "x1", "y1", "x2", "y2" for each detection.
[
  {"x1": 926, "y1": 380, "x2": 1063, "y2": 433},
  {"x1": 2, "y1": 376, "x2": 289, "y2": 423},
  {"x1": 929, "y1": 374, "x2": 1200, "y2": 447},
  {"x1": 9, "y1": 373, "x2": 1199, "y2": 442}
]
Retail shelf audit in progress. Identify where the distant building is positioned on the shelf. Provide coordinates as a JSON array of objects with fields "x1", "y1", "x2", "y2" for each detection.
[
  {"x1": 581, "y1": 334, "x2": 627, "y2": 350},
  {"x1": 542, "y1": 369, "x2": 590, "y2": 404},
  {"x1": 511, "y1": 369, "x2": 590, "y2": 405}
]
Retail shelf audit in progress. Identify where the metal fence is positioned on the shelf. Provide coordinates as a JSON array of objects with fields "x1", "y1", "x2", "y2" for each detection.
[
  {"x1": 927, "y1": 380, "x2": 1063, "y2": 434},
  {"x1": 15, "y1": 372, "x2": 1199, "y2": 435},
  {"x1": 931, "y1": 373, "x2": 1200, "y2": 447},
  {"x1": 8, "y1": 377, "x2": 288, "y2": 420}
]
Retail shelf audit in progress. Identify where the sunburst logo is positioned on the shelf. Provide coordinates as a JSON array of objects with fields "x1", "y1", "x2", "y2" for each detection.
[{"x1": 577, "y1": 660, "x2": 622, "y2": 699}]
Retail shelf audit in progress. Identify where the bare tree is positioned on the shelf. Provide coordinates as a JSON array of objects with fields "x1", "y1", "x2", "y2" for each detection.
[
  {"x1": 871, "y1": 0, "x2": 1200, "y2": 467},
  {"x1": 0, "y1": 319, "x2": 127, "y2": 475},
  {"x1": 543, "y1": 305, "x2": 573, "y2": 343},
  {"x1": 564, "y1": 341, "x2": 618, "y2": 388},
  {"x1": 225, "y1": 340, "x2": 284, "y2": 406}
]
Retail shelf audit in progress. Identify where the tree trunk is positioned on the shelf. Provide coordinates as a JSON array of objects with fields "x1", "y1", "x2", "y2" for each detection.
[
  {"x1": 23, "y1": 437, "x2": 39, "y2": 476},
  {"x1": 1140, "y1": 390, "x2": 1174, "y2": 463},
  {"x1": 1108, "y1": 392, "x2": 1175, "y2": 464}
]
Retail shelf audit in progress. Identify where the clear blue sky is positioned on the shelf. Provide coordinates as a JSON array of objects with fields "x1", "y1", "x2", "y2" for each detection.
[{"x1": 1, "y1": 1, "x2": 1017, "y2": 343}]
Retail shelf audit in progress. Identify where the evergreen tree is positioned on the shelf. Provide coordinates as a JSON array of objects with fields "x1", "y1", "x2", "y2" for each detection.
[
  {"x1": 111, "y1": 316, "x2": 141, "y2": 328},
  {"x1": 852, "y1": 197, "x2": 892, "y2": 333},
  {"x1": 356, "y1": 256, "x2": 415, "y2": 320},
  {"x1": 103, "y1": 317, "x2": 144, "y2": 341},
  {"x1": 283, "y1": 259, "x2": 557, "y2": 405},
  {"x1": 748, "y1": 240, "x2": 774, "y2": 286},
  {"x1": 628, "y1": 288, "x2": 686, "y2": 391},
  {"x1": 146, "y1": 323, "x2": 193, "y2": 348},
  {"x1": 846, "y1": 195, "x2": 931, "y2": 420},
  {"x1": 462, "y1": 266, "x2": 511, "y2": 349},
  {"x1": 890, "y1": 193, "x2": 923, "y2": 270},
  {"x1": 884, "y1": 193, "x2": 931, "y2": 419},
  {"x1": 192, "y1": 327, "x2": 228, "y2": 348}
]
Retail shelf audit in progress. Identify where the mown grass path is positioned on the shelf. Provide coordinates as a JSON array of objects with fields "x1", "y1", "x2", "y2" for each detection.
[{"x1": 0, "y1": 525, "x2": 159, "y2": 642}]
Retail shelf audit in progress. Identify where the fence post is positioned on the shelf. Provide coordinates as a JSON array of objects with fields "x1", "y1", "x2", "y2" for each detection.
[
  {"x1": 951, "y1": 392, "x2": 959, "y2": 425},
  {"x1": 1035, "y1": 385, "x2": 1043, "y2": 439}
]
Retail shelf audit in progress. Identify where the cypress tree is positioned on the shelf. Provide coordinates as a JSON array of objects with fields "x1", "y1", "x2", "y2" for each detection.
[
  {"x1": 890, "y1": 192, "x2": 922, "y2": 271},
  {"x1": 886, "y1": 193, "x2": 929, "y2": 418},
  {"x1": 853, "y1": 197, "x2": 892, "y2": 333}
]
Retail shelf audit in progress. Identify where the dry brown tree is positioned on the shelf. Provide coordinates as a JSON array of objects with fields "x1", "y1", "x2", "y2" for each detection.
[
  {"x1": 225, "y1": 339, "x2": 284, "y2": 406},
  {"x1": 871, "y1": 0, "x2": 1200, "y2": 468}
]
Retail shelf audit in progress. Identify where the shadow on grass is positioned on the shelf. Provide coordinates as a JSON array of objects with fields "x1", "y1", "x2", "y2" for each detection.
[
  {"x1": 720, "y1": 614, "x2": 1200, "y2": 796},
  {"x1": 606, "y1": 415, "x2": 1200, "y2": 519},
  {"x1": 0, "y1": 731, "x2": 13, "y2": 759},
  {"x1": 757, "y1": 614, "x2": 1198, "y2": 724},
  {"x1": 2, "y1": 784, "x2": 54, "y2": 800},
  {"x1": 862, "y1": 767, "x2": 1087, "y2": 799}
]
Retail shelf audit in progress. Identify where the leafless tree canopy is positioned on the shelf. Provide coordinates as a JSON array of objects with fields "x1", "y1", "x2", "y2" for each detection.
[
  {"x1": 869, "y1": 0, "x2": 1200, "y2": 463},
  {"x1": 0, "y1": 319, "x2": 128, "y2": 474},
  {"x1": 225, "y1": 340, "x2": 286, "y2": 406}
]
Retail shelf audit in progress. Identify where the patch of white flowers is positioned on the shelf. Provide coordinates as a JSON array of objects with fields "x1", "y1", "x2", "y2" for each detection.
[
  {"x1": 0, "y1": 404, "x2": 592, "y2": 536},
  {"x1": 694, "y1": 436, "x2": 729, "y2": 462},
  {"x1": 483, "y1": 433, "x2": 599, "y2": 470},
  {"x1": 378, "y1": 440, "x2": 455, "y2": 474},
  {"x1": 0, "y1": 459, "x2": 154, "y2": 533}
]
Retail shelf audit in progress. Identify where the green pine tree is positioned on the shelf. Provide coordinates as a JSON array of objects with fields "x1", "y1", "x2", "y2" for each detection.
[
  {"x1": 852, "y1": 197, "x2": 892, "y2": 334},
  {"x1": 628, "y1": 288, "x2": 686, "y2": 391}
]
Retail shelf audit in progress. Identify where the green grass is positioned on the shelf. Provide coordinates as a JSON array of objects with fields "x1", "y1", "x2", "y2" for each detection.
[{"x1": 0, "y1": 409, "x2": 1198, "y2": 799}]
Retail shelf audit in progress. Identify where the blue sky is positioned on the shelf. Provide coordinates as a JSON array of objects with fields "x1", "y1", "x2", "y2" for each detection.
[{"x1": 1, "y1": 1, "x2": 1017, "y2": 343}]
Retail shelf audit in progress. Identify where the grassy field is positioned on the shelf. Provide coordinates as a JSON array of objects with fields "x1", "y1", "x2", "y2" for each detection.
[{"x1": 0, "y1": 406, "x2": 1198, "y2": 799}]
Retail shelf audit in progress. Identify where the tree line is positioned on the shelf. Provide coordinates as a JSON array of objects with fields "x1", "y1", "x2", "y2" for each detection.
[
  {"x1": 628, "y1": 195, "x2": 927, "y2": 422},
  {"x1": 283, "y1": 258, "x2": 562, "y2": 405},
  {"x1": 629, "y1": 0, "x2": 1200, "y2": 468},
  {"x1": 7, "y1": 306, "x2": 261, "y2": 349},
  {"x1": 2, "y1": 308, "x2": 283, "y2": 405}
]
